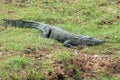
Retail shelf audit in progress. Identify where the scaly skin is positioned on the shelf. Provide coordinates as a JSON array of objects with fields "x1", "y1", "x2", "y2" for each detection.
[{"x1": 3, "y1": 19, "x2": 105, "y2": 48}]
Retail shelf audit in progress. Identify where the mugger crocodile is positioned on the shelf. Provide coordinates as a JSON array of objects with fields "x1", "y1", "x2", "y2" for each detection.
[{"x1": 3, "y1": 19, "x2": 105, "y2": 48}]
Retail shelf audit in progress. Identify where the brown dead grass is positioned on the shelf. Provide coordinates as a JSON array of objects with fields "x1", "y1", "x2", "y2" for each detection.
[
  {"x1": 23, "y1": 46, "x2": 52, "y2": 61},
  {"x1": 0, "y1": 45, "x2": 120, "y2": 80},
  {"x1": 73, "y1": 53, "x2": 120, "y2": 78},
  {"x1": 22, "y1": 46, "x2": 120, "y2": 80},
  {"x1": 47, "y1": 53, "x2": 120, "y2": 80}
]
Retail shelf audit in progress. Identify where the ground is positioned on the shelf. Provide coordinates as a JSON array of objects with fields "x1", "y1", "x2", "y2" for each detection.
[{"x1": 0, "y1": 0, "x2": 120, "y2": 80}]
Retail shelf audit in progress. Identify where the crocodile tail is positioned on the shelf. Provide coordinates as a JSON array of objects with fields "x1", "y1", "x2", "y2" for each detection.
[{"x1": 2, "y1": 19, "x2": 39, "y2": 28}]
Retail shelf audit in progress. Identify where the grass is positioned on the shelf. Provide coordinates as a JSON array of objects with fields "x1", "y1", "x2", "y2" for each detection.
[{"x1": 0, "y1": 0, "x2": 120, "y2": 79}]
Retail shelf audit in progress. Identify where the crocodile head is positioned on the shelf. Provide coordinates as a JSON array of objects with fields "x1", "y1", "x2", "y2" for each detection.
[
  {"x1": 81, "y1": 36, "x2": 105, "y2": 46},
  {"x1": 77, "y1": 36, "x2": 105, "y2": 46}
]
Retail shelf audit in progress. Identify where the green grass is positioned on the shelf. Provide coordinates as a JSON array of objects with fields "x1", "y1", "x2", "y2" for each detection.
[
  {"x1": 0, "y1": 26, "x2": 59, "y2": 51},
  {"x1": 0, "y1": 55, "x2": 47, "y2": 79},
  {"x1": 0, "y1": 0, "x2": 120, "y2": 79}
]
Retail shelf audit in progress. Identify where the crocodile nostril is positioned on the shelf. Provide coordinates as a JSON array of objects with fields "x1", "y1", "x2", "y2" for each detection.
[
  {"x1": 99, "y1": 40, "x2": 105, "y2": 43},
  {"x1": 97, "y1": 40, "x2": 105, "y2": 44}
]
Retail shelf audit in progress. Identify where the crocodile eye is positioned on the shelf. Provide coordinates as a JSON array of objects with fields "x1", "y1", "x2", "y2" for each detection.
[
  {"x1": 88, "y1": 37, "x2": 93, "y2": 39},
  {"x1": 73, "y1": 37, "x2": 79, "y2": 39}
]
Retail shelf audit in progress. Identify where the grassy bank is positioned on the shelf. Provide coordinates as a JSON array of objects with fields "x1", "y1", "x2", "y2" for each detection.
[{"x1": 0, "y1": 0, "x2": 120, "y2": 80}]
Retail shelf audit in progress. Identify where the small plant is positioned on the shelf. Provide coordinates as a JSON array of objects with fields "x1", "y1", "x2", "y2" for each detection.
[
  {"x1": 42, "y1": 60, "x2": 54, "y2": 72},
  {"x1": 9, "y1": 57, "x2": 28, "y2": 70},
  {"x1": 98, "y1": 72, "x2": 117, "y2": 80},
  {"x1": 74, "y1": 69, "x2": 82, "y2": 80},
  {"x1": 54, "y1": 51, "x2": 74, "y2": 61}
]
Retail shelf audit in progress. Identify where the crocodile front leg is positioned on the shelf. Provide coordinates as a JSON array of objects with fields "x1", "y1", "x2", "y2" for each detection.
[{"x1": 64, "y1": 40, "x2": 74, "y2": 48}]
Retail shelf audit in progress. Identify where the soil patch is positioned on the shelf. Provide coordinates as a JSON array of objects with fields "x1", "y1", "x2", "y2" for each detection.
[
  {"x1": 47, "y1": 59, "x2": 77, "y2": 80},
  {"x1": 47, "y1": 53, "x2": 120, "y2": 80},
  {"x1": 0, "y1": 49, "x2": 16, "y2": 62},
  {"x1": 99, "y1": 15, "x2": 120, "y2": 25},
  {"x1": 73, "y1": 53, "x2": 120, "y2": 79},
  {"x1": 23, "y1": 47, "x2": 52, "y2": 60}
]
